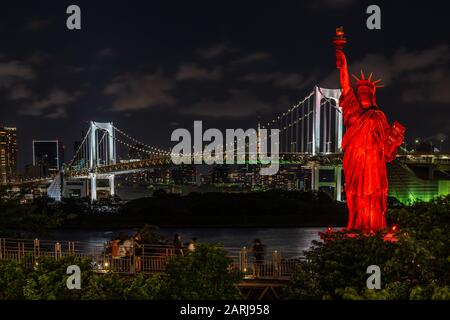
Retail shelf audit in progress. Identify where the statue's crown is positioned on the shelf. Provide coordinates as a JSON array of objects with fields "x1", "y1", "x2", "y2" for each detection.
[{"x1": 352, "y1": 70, "x2": 384, "y2": 91}]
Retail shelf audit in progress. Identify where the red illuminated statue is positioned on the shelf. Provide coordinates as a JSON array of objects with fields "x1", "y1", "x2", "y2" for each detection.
[{"x1": 334, "y1": 28, "x2": 405, "y2": 233}]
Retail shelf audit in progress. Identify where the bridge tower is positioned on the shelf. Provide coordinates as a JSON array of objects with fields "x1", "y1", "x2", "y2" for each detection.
[
  {"x1": 311, "y1": 86, "x2": 343, "y2": 201},
  {"x1": 87, "y1": 121, "x2": 116, "y2": 202},
  {"x1": 312, "y1": 86, "x2": 342, "y2": 155}
]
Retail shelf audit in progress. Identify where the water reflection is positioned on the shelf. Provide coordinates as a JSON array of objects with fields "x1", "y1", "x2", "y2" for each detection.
[{"x1": 47, "y1": 227, "x2": 329, "y2": 258}]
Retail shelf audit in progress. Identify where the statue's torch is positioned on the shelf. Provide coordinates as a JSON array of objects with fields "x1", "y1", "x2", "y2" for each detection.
[{"x1": 333, "y1": 27, "x2": 347, "y2": 68}]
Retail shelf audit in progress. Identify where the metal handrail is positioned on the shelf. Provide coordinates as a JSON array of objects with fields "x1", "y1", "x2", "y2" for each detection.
[{"x1": 0, "y1": 237, "x2": 303, "y2": 280}]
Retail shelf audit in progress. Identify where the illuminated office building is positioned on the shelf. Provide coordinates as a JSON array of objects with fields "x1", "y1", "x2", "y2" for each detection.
[
  {"x1": 0, "y1": 127, "x2": 17, "y2": 184},
  {"x1": 32, "y1": 140, "x2": 64, "y2": 177}
]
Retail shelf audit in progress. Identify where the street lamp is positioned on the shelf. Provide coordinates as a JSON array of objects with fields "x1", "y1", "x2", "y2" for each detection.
[{"x1": 414, "y1": 138, "x2": 420, "y2": 153}]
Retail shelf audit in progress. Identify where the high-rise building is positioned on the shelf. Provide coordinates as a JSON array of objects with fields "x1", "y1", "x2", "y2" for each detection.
[
  {"x1": 0, "y1": 127, "x2": 17, "y2": 184},
  {"x1": 32, "y1": 140, "x2": 64, "y2": 177}
]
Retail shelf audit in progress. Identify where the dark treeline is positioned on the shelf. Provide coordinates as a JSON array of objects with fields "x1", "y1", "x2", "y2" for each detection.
[{"x1": 63, "y1": 190, "x2": 348, "y2": 228}]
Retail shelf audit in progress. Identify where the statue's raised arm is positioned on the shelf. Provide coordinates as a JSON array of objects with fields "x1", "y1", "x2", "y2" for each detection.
[
  {"x1": 333, "y1": 27, "x2": 351, "y2": 96},
  {"x1": 336, "y1": 50, "x2": 351, "y2": 96}
]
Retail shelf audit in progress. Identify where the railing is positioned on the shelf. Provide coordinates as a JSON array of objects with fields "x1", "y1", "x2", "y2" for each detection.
[{"x1": 0, "y1": 238, "x2": 302, "y2": 280}]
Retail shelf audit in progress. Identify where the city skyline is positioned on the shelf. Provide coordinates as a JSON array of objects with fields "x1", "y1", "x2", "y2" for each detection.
[{"x1": 0, "y1": 1, "x2": 449, "y2": 171}]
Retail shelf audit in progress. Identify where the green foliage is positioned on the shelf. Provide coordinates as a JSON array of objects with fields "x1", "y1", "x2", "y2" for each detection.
[
  {"x1": 20, "y1": 257, "x2": 165, "y2": 300},
  {"x1": 137, "y1": 224, "x2": 169, "y2": 244},
  {"x1": 123, "y1": 273, "x2": 164, "y2": 300},
  {"x1": 284, "y1": 195, "x2": 450, "y2": 300},
  {"x1": 0, "y1": 260, "x2": 28, "y2": 299},
  {"x1": 386, "y1": 196, "x2": 450, "y2": 288},
  {"x1": 23, "y1": 256, "x2": 93, "y2": 300},
  {"x1": 0, "y1": 243, "x2": 242, "y2": 300},
  {"x1": 431, "y1": 286, "x2": 450, "y2": 300},
  {"x1": 285, "y1": 232, "x2": 395, "y2": 300},
  {"x1": 0, "y1": 186, "x2": 62, "y2": 237},
  {"x1": 159, "y1": 243, "x2": 243, "y2": 300},
  {"x1": 81, "y1": 273, "x2": 127, "y2": 300}
]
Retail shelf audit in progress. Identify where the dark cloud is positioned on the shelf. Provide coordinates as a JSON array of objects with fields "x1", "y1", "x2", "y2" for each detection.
[
  {"x1": 309, "y1": 0, "x2": 357, "y2": 9},
  {"x1": 18, "y1": 89, "x2": 81, "y2": 118},
  {"x1": 104, "y1": 72, "x2": 176, "y2": 111},
  {"x1": 241, "y1": 72, "x2": 315, "y2": 89},
  {"x1": 392, "y1": 45, "x2": 449, "y2": 73},
  {"x1": 45, "y1": 107, "x2": 68, "y2": 119},
  {"x1": 229, "y1": 52, "x2": 272, "y2": 67},
  {"x1": 176, "y1": 63, "x2": 222, "y2": 81},
  {"x1": 96, "y1": 48, "x2": 118, "y2": 58},
  {"x1": 9, "y1": 84, "x2": 33, "y2": 100},
  {"x1": 401, "y1": 71, "x2": 450, "y2": 104},
  {"x1": 69, "y1": 66, "x2": 86, "y2": 73},
  {"x1": 26, "y1": 52, "x2": 51, "y2": 66},
  {"x1": 182, "y1": 89, "x2": 271, "y2": 118},
  {"x1": 199, "y1": 43, "x2": 236, "y2": 59},
  {"x1": 0, "y1": 60, "x2": 35, "y2": 87},
  {"x1": 25, "y1": 18, "x2": 51, "y2": 30}
]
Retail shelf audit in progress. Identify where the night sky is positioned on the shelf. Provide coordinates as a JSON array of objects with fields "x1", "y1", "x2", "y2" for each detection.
[{"x1": 0, "y1": 1, "x2": 449, "y2": 171}]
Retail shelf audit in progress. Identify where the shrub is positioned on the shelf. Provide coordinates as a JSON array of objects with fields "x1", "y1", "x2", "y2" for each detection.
[
  {"x1": 159, "y1": 243, "x2": 243, "y2": 300},
  {"x1": 284, "y1": 195, "x2": 450, "y2": 300}
]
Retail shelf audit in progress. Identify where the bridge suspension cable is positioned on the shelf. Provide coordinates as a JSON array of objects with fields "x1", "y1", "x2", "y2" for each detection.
[
  {"x1": 112, "y1": 125, "x2": 171, "y2": 156},
  {"x1": 198, "y1": 88, "x2": 337, "y2": 159},
  {"x1": 113, "y1": 133, "x2": 168, "y2": 158},
  {"x1": 261, "y1": 88, "x2": 340, "y2": 154},
  {"x1": 67, "y1": 127, "x2": 91, "y2": 169}
]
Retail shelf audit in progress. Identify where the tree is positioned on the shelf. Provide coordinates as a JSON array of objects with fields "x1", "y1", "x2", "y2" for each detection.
[
  {"x1": 138, "y1": 224, "x2": 169, "y2": 244},
  {"x1": 0, "y1": 243, "x2": 244, "y2": 300},
  {"x1": 23, "y1": 256, "x2": 93, "y2": 300},
  {"x1": 284, "y1": 195, "x2": 450, "y2": 300},
  {"x1": 123, "y1": 273, "x2": 164, "y2": 300},
  {"x1": 0, "y1": 260, "x2": 28, "y2": 300},
  {"x1": 159, "y1": 243, "x2": 243, "y2": 299},
  {"x1": 0, "y1": 186, "x2": 62, "y2": 237}
]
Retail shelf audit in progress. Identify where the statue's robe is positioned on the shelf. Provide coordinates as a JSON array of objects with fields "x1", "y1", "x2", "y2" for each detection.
[{"x1": 340, "y1": 89, "x2": 399, "y2": 233}]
